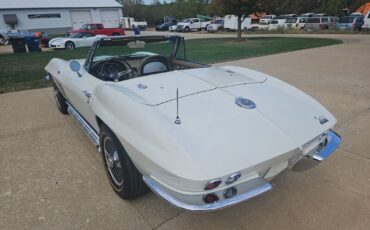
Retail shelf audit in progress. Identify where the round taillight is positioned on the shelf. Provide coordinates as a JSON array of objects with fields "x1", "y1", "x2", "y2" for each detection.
[
  {"x1": 223, "y1": 187, "x2": 237, "y2": 199},
  {"x1": 203, "y1": 193, "x2": 219, "y2": 204},
  {"x1": 204, "y1": 179, "x2": 222, "y2": 190},
  {"x1": 225, "y1": 172, "x2": 241, "y2": 185}
]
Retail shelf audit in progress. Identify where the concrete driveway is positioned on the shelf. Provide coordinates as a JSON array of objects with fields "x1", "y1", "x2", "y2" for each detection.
[{"x1": 1, "y1": 34, "x2": 369, "y2": 230}]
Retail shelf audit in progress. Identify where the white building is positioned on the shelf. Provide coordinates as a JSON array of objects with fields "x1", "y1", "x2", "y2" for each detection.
[{"x1": 0, "y1": 0, "x2": 123, "y2": 33}]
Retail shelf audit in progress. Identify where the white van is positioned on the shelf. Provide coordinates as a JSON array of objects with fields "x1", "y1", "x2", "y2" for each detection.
[
  {"x1": 363, "y1": 11, "x2": 370, "y2": 31},
  {"x1": 223, "y1": 15, "x2": 252, "y2": 31}
]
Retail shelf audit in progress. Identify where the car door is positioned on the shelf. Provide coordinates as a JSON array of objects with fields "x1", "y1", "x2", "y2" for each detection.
[
  {"x1": 192, "y1": 19, "x2": 200, "y2": 29},
  {"x1": 60, "y1": 65, "x2": 101, "y2": 130},
  {"x1": 80, "y1": 33, "x2": 96, "y2": 47}
]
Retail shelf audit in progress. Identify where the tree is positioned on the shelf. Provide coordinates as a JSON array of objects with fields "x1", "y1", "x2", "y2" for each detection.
[{"x1": 210, "y1": 0, "x2": 262, "y2": 40}]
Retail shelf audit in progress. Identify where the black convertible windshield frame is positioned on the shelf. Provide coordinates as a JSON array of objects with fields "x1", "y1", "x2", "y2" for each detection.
[{"x1": 84, "y1": 35, "x2": 184, "y2": 72}]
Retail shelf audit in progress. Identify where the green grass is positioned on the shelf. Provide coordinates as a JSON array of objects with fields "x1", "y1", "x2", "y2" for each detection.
[{"x1": 0, "y1": 37, "x2": 341, "y2": 93}]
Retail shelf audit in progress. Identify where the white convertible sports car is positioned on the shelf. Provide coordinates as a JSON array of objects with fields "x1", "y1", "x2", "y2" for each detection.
[
  {"x1": 49, "y1": 32, "x2": 106, "y2": 49},
  {"x1": 45, "y1": 35, "x2": 341, "y2": 211}
]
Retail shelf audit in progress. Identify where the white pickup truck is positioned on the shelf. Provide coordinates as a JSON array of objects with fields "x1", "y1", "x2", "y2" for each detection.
[
  {"x1": 176, "y1": 18, "x2": 212, "y2": 32},
  {"x1": 121, "y1": 17, "x2": 148, "y2": 30}
]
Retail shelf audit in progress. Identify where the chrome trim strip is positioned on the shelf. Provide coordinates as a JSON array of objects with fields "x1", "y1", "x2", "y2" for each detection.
[
  {"x1": 142, "y1": 176, "x2": 272, "y2": 212},
  {"x1": 66, "y1": 102, "x2": 100, "y2": 147},
  {"x1": 313, "y1": 130, "x2": 341, "y2": 162}
]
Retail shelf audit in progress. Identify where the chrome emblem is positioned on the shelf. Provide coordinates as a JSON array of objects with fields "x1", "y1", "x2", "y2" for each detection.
[
  {"x1": 235, "y1": 97, "x2": 256, "y2": 109},
  {"x1": 314, "y1": 116, "x2": 329, "y2": 125}
]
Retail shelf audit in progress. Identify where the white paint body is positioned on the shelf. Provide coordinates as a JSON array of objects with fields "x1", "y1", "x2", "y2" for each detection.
[
  {"x1": 176, "y1": 18, "x2": 211, "y2": 31},
  {"x1": 121, "y1": 17, "x2": 148, "y2": 29},
  {"x1": 45, "y1": 55, "x2": 338, "y2": 209},
  {"x1": 48, "y1": 35, "x2": 106, "y2": 49}
]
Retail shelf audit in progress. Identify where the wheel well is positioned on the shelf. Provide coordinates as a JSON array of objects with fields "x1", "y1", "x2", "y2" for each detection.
[{"x1": 96, "y1": 116, "x2": 103, "y2": 128}]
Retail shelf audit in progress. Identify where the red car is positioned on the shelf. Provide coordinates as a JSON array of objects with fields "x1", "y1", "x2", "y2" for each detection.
[{"x1": 69, "y1": 23, "x2": 125, "y2": 36}]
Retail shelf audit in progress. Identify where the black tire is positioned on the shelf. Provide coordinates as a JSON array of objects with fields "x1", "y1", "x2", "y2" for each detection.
[
  {"x1": 100, "y1": 124, "x2": 148, "y2": 199},
  {"x1": 184, "y1": 26, "x2": 190, "y2": 32},
  {"x1": 112, "y1": 32, "x2": 120, "y2": 36},
  {"x1": 0, "y1": 35, "x2": 9, "y2": 45},
  {"x1": 65, "y1": 41, "x2": 75, "y2": 50},
  {"x1": 52, "y1": 81, "x2": 68, "y2": 114}
]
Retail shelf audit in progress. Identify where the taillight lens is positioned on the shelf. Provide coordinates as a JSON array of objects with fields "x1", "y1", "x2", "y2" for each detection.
[{"x1": 203, "y1": 194, "x2": 219, "y2": 203}]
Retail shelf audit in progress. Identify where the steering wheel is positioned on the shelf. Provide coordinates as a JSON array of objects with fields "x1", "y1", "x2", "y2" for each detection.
[
  {"x1": 94, "y1": 59, "x2": 133, "y2": 82},
  {"x1": 139, "y1": 55, "x2": 170, "y2": 77}
]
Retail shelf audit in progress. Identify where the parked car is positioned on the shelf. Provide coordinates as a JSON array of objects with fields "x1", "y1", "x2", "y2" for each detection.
[
  {"x1": 169, "y1": 24, "x2": 178, "y2": 32},
  {"x1": 176, "y1": 18, "x2": 211, "y2": 32},
  {"x1": 45, "y1": 35, "x2": 341, "y2": 211},
  {"x1": 327, "y1": 16, "x2": 339, "y2": 29},
  {"x1": 155, "y1": 20, "x2": 177, "y2": 31},
  {"x1": 337, "y1": 16, "x2": 364, "y2": 31},
  {"x1": 284, "y1": 17, "x2": 307, "y2": 30},
  {"x1": 0, "y1": 30, "x2": 10, "y2": 45},
  {"x1": 49, "y1": 32, "x2": 106, "y2": 49},
  {"x1": 259, "y1": 15, "x2": 276, "y2": 30},
  {"x1": 363, "y1": 11, "x2": 370, "y2": 31},
  {"x1": 69, "y1": 23, "x2": 125, "y2": 36},
  {"x1": 223, "y1": 15, "x2": 252, "y2": 31},
  {"x1": 207, "y1": 19, "x2": 224, "y2": 32},
  {"x1": 303, "y1": 17, "x2": 330, "y2": 31},
  {"x1": 268, "y1": 18, "x2": 287, "y2": 30}
]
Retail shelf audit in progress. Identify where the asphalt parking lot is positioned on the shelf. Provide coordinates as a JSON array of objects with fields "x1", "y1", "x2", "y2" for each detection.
[{"x1": 1, "y1": 33, "x2": 370, "y2": 230}]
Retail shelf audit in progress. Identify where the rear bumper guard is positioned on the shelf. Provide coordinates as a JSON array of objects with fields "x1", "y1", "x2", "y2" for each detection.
[{"x1": 312, "y1": 130, "x2": 341, "y2": 162}]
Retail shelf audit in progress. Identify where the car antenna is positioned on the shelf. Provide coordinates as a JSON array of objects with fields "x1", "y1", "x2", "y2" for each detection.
[{"x1": 175, "y1": 88, "x2": 181, "y2": 125}]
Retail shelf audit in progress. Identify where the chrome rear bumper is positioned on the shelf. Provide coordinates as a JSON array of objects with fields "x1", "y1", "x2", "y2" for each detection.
[
  {"x1": 143, "y1": 130, "x2": 341, "y2": 212},
  {"x1": 143, "y1": 176, "x2": 272, "y2": 212}
]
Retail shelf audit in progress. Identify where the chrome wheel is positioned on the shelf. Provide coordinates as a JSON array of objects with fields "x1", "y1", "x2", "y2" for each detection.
[
  {"x1": 104, "y1": 137, "x2": 123, "y2": 186},
  {"x1": 65, "y1": 42, "x2": 74, "y2": 49},
  {"x1": 0, "y1": 36, "x2": 8, "y2": 45}
]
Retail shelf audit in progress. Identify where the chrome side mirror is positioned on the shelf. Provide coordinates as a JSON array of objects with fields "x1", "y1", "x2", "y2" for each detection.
[
  {"x1": 70, "y1": 60, "x2": 81, "y2": 72},
  {"x1": 70, "y1": 60, "x2": 82, "y2": 77}
]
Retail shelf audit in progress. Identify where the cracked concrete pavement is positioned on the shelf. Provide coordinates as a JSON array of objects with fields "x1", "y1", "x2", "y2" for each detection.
[{"x1": 1, "y1": 33, "x2": 370, "y2": 229}]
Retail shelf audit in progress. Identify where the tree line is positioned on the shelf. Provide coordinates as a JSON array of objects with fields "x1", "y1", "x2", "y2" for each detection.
[{"x1": 117, "y1": 0, "x2": 369, "y2": 25}]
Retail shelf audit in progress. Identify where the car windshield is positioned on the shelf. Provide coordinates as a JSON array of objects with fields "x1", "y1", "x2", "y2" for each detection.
[
  {"x1": 271, "y1": 20, "x2": 278, "y2": 24},
  {"x1": 92, "y1": 37, "x2": 175, "y2": 64},
  {"x1": 183, "y1": 19, "x2": 191, "y2": 23},
  {"x1": 286, "y1": 18, "x2": 297, "y2": 23},
  {"x1": 69, "y1": 33, "x2": 87, "y2": 38},
  {"x1": 214, "y1": 20, "x2": 223, "y2": 24},
  {"x1": 339, "y1": 17, "x2": 354, "y2": 23}
]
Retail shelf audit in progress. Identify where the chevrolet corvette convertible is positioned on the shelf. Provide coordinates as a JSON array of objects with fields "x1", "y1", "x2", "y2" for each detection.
[{"x1": 45, "y1": 35, "x2": 341, "y2": 211}]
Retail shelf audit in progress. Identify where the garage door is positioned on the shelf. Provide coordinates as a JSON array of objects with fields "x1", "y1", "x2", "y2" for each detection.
[
  {"x1": 70, "y1": 11, "x2": 92, "y2": 29},
  {"x1": 101, "y1": 10, "x2": 119, "y2": 28}
]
